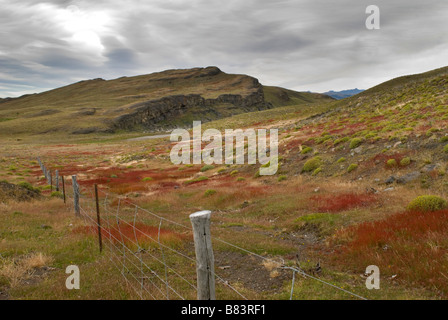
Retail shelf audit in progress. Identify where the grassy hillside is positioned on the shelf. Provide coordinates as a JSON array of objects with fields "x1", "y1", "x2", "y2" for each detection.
[{"x1": 0, "y1": 67, "x2": 332, "y2": 138}]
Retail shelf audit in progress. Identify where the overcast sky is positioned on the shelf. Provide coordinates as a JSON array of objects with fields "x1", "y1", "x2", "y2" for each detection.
[{"x1": 0, "y1": 0, "x2": 447, "y2": 98}]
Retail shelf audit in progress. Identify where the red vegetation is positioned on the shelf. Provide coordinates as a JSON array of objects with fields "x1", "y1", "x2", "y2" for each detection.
[
  {"x1": 333, "y1": 210, "x2": 448, "y2": 297},
  {"x1": 310, "y1": 193, "x2": 378, "y2": 213},
  {"x1": 372, "y1": 152, "x2": 409, "y2": 168},
  {"x1": 73, "y1": 222, "x2": 187, "y2": 247}
]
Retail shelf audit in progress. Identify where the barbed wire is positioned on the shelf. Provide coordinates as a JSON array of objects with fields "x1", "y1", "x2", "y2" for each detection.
[{"x1": 38, "y1": 159, "x2": 368, "y2": 300}]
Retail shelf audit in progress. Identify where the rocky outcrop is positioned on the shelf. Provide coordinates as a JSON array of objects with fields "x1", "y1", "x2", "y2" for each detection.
[{"x1": 111, "y1": 86, "x2": 272, "y2": 131}]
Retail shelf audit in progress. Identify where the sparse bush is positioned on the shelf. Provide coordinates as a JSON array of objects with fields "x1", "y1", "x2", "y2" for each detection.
[
  {"x1": 204, "y1": 189, "x2": 216, "y2": 197},
  {"x1": 277, "y1": 175, "x2": 287, "y2": 182},
  {"x1": 386, "y1": 159, "x2": 398, "y2": 167},
  {"x1": 18, "y1": 181, "x2": 40, "y2": 193},
  {"x1": 110, "y1": 174, "x2": 118, "y2": 178},
  {"x1": 349, "y1": 138, "x2": 363, "y2": 149},
  {"x1": 302, "y1": 157, "x2": 322, "y2": 173},
  {"x1": 18, "y1": 181, "x2": 33, "y2": 191},
  {"x1": 217, "y1": 168, "x2": 226, "y2": 174},
  {"x1": 184, "y1": 176, "x2": 208, "y2": 185},
  {"x1": 347, "y1": 163, "x2": 358, "y2": 173},
  {"x1": 50, "y1": 191, "x2": 63, "y2": 198},
  {"x1": 230, "y1": 170, "x2": 239, "y2": 176},
  {"x1": 336, "y1": 157, "x2": 346, "y2": 163},
  {"x1": 400, "y1": 157, "x2": 411, "y2": 166},
  {"x1": 312, "y1": 167, "x2": 322, "y2": 176},
  {"x1": 301, "y1": 146, "x2": 313, "y2": 154},
  {"x1": 142, "y1": 177, "x2": 153, "y2": 182},
  {"x1": 440, "y1": 136, "x2": 448, "y2": 143},
  {"x1": 444, "y1": 145, "x2": 448, "y2": 153},
  {"x1": 200, "y1": 165, "x2": 214, "y2": 172},
  {"x1": 407, "y1": 195, "x2": 447, "y2": 212},
  {"x1": 426, "y1": 128, "x2": 439, "y2": 136},
  {"x1": 334, "y1": 137, "x2": 350, "y2": 146},
  {"x1": 236, "y1": 177, "x2": 245, "y2": 182}
]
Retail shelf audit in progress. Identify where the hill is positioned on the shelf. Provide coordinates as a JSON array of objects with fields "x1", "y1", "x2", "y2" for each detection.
[
  {"x1": 0, "y1": 67, "x2": 333, "y2": 137},
  {"x1": 278, "y1": 65, "x2": 448, "y2": 187}
]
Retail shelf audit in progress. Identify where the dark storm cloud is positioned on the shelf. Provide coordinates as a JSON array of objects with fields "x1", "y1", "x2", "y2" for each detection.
[{"x1": 0, "y1": 0, "x2": 447, "y2": 97}]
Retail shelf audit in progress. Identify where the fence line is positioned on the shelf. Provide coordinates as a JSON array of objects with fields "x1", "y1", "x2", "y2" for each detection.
[{"x1": 36, "y1": 158, "x2": 368, "y2": 301}]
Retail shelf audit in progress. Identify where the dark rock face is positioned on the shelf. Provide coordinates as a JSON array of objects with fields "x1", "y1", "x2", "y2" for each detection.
[{"x1": 111, "y1": 85, "x2": 272, "y2": 131}]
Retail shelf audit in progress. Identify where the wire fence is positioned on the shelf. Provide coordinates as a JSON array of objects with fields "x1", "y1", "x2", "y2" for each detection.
[{"x1": 37, "y1": 158, "x2": 368, "y2": 300}]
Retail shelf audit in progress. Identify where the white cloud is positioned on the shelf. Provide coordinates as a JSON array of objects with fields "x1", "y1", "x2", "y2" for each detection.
[{"x1": 0, "y1": 0, "x2": 447, "y2": 97}]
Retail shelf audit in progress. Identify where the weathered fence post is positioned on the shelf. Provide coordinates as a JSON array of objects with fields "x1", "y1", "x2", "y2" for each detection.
[
  {"x1": 94, "y1": 184, "x2": 103, "y2": 253},
  {"x1": 55, "y1": 170, "x2": 59, "y2": 191},
  {"x1": 72, "y1": 175, "x2": 80, "y2": 217},
  {"x1": 61, "y1": 176, "x2": 66, "y2": 204},
  {"x1": 189, "y1": 210, "x2": 215, "y2": 300},
  {"x1": 49, "y1": 171, "x2": 52, "y2": 192}
]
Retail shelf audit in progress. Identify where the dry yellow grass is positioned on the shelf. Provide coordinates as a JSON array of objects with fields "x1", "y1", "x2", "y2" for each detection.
[{"x1": 0, "y1": 253, "x2": 53, "y2": 288}]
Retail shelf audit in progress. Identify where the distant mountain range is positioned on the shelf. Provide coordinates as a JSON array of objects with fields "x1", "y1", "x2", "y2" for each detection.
[{"x1": 323, "y1": 88, "x2": 364, "y2": 100}]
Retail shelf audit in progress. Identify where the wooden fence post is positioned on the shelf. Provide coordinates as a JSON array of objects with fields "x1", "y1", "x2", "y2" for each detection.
[
  {"x1": 189, "y1": 210, "x2": 215, "y2": 300},
  {"x1": 49, "y1": 171, "x2": 52, "y2": 192},
  {"x1": 72, "y1": 175, "x2": 80, "y2": 217},
  {"x1": 62, "y1": 176, "x2": 66, "y2": 204},
  {"x1": 55, "y1": 170, "x2": 59, "y2": 191},
  {"x1": 94, "y1": 184, "x2": 103, "y2": 253}
]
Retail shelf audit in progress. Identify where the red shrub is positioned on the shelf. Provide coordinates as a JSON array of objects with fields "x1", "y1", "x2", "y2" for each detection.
[
  {"x1": 333, "y1": 210, "x2": 448, "y2": 296},
  {"x1": 310, "y1": 193, "x2": 378, "y2": 213}
]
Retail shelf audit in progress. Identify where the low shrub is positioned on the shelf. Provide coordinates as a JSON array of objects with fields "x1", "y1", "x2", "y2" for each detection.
[
  {"x1": 50, "y1": 191, "x2": 63, "y2": 198},
  {"x1": 407, "y1": 195, "x2": 447, "y2": 212},
  {"x1": 312, "y1": 167, "x2": 322, "y2": 176},
  {"x1": 349, "y1": 138, "x2": 363, "y2": 149},
  {"x1": 302, "y1": 157, "x2": 322, "y2": 173},
  {"x1": 200, "y1": 165, "x2": 214, "y2": 172},
  {"x1": 277, "y1": 175, "x2": 287, "y2": 182},
  {"x1": 400, "y1": 157, "x2": 411, "y2": 166},
  {"x1": 386, "y1": 159, "x2": 398, "y2": 167},
  {"x1": 347, "y1": 164, "x2": 358, "y2": 173},
  {"x1": 301, "y1": 146, "x2": 313, "y2": 154},
  {"x1": 204, "y1": 189, "x2": 217, "y2": 197},
  {"x1": 18, "y1": 181, "x2": 41, "y2": 193}
]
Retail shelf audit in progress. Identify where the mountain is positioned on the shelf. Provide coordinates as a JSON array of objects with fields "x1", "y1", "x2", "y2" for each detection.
[
  {"x1": 0, "y1": 67, "x2": 333, "y2": 136},
  {"x1": 323, "y1": 88, "x2": 364, "y2": 100}
]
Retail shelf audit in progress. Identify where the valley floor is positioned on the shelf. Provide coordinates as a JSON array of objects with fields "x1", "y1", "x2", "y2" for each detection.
[{"x1": 1, "y1": 127, "x2": 447, "y2": 300}]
